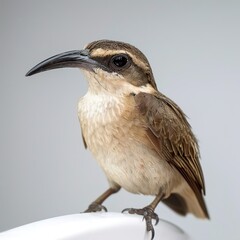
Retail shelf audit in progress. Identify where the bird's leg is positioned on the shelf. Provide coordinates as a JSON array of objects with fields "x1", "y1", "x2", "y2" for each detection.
[
  {"x1": 84, "y1": 187, "x2": 120, "y2": 213},
  {"x1": 122, "y1": 191, "x2": 164, "y2": 240}
]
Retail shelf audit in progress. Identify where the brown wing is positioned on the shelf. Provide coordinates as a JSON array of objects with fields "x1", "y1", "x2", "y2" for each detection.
[{"x1": 135, "y1": 92, "x2": 208, "y2": 214}]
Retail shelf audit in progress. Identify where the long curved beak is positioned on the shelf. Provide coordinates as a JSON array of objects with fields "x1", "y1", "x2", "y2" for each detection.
[{"x1": 26, "y1": 49, "x2": 107, "y2": 76}]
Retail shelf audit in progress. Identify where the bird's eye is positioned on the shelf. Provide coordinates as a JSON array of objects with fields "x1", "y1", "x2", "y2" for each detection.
[{"x1": 110, "y1": 54, "x2": 131, "y2": 70}]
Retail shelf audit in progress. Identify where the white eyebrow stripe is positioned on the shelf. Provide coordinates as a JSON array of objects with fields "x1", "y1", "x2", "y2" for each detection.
[{"x1": 90, "y1": 48, "x2": 149, "y2": 71}]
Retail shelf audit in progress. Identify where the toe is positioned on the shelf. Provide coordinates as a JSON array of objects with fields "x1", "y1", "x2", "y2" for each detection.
[
  {"x1": 121, "y1": 206, "x2": 158, "y2": 239},
  {"x1": 84, "y1": 202, "x2": 107, "y2": 212}
]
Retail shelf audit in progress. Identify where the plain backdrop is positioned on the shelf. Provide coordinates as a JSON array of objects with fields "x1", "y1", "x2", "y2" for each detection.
[{"x1": 1, "y1": 0, "x2": 240, "y2": 239}]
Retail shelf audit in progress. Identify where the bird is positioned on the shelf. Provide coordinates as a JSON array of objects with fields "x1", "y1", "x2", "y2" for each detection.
[{"x1": 26, "y1": 40, "x2": 209, "y2": 239}]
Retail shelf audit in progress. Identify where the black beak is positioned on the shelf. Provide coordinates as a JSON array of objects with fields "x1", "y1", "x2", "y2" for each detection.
[{"x1": 26, "y1": 49, "x2": 107, "y2": 76}]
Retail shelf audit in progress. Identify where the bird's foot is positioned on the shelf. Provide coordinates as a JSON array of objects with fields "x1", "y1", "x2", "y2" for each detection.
[
  {"x1": 122, "y1": 206, "x2": 159, "y2": 240},
  {"x1": 84, "y1": 202, "x2": 107, "y2": 213}
]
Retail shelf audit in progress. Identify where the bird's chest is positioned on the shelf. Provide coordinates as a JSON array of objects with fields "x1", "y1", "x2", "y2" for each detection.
[{"x1": 78, "y1": 93, "x2": 139, "y2": 158}]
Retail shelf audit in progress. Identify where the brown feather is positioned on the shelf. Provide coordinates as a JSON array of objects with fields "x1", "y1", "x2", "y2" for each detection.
[
  {"x1": 162, "y1": 193, "x2": 188, "y2": 216},
  {"x1": 135, "y1": 91, "x2": 209, "y2": 218}
]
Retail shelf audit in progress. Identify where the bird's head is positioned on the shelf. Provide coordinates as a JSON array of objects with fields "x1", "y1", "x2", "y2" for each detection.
[{"x1": 26, "y1": 40, "x2": 157, "y2": 94}]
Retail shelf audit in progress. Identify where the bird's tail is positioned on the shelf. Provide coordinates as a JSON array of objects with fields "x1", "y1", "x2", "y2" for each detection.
[{"x1": 163, "y1": 184, "x2": 209, "y2": 219}]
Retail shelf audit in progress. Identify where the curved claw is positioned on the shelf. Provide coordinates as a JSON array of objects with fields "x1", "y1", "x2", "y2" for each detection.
[
  {"x1": 122, "y1": 206, "x2": 159, "y2": 240},
  {"x1": 155, "y1": 215, "x2": 159, "y2": 225},
  {"x1": 122, "y1": 208, "x2": 134, "y2": 214},
  {"x1": 150, "y1": 227, "x2": 155, "y2": 240},
  {"x1": 84, "y1": 202, "x2": 107, "y2": 213}
]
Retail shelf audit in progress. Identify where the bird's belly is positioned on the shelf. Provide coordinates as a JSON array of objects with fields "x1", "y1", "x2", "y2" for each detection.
[
  {"x1": 97, "y1": 139, "x2": 175, "y2": 196},
  {"x1": 81, "y1": 117, "x2": 176, "y2": 196}
]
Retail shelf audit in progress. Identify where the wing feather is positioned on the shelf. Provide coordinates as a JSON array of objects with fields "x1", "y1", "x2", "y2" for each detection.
[{"x1": 135, "y1": 92, "x2": 206, "y2": 197}]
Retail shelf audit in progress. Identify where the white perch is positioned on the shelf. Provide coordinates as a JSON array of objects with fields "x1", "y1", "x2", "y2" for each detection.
[{"x1": 0, "y1": 213, "x2": 190, "y2": 240}]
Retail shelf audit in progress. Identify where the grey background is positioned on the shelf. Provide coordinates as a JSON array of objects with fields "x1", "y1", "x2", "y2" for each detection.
[{"x1": 1, "y1": 0, "x2": 240, "y2": 239}]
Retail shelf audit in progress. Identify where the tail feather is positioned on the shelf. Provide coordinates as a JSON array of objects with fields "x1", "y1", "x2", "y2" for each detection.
[{"x1": 163, "y1": 184, "x2": 209, "y2": 219}]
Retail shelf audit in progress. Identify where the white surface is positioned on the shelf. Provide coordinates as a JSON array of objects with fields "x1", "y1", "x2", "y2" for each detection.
[{"x1": 0, "y1": 213, "x2": 189, "y2": 240}]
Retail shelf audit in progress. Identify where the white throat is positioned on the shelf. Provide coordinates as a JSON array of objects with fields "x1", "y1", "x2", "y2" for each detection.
[{"x1": 81, "y1": 68, "x2": 155, "y2": 97}]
